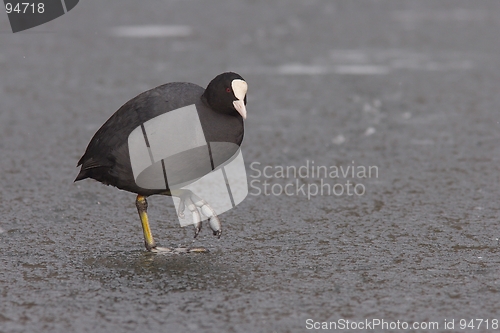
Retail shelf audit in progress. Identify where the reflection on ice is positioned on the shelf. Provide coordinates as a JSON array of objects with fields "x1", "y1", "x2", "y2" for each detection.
[
  {"x1": 237, "y1": 49, "x2": 474, "y2": 76},
  {"x1": 109, "y1": 25, "x2": 192, "y2": 38}
]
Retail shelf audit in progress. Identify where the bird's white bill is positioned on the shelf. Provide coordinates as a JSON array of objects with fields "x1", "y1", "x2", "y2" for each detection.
[
  {"x1": 231, "y1": 79, "x2": 247, "y2": 100},
  {"x1": 233, "y1": 99, "x2": 247, "y2": 119}
]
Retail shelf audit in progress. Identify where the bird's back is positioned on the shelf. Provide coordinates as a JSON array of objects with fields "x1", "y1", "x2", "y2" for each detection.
[{"x1": 76, "y1": 82, "x2": 205, "y2": 195}]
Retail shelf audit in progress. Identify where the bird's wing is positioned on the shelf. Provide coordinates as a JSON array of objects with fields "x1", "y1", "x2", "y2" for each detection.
[{"x1": 76, "y1": 82, "x2": 205, "y2": 187}]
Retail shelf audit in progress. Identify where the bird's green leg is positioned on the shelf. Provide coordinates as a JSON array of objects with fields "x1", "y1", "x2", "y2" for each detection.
[
  {"x1": 135, "y1": 195, "x2": 156, "y2": 251},
  {"x1": 135, "y1": 193, "x2": 209, "y2": 254}
]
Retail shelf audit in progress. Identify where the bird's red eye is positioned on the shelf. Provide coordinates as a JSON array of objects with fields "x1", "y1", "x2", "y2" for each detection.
[{"x1": 226, "y1": 87, "x2": 231, "y2": 93}]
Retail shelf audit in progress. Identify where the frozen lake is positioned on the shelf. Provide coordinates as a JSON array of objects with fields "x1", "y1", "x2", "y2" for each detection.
[{"x1": 1, "y1": 0, "x2": 499, "y2": 332}]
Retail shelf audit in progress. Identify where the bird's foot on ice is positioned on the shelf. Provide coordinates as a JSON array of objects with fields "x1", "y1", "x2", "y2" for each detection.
[{"x1": 150, "y1": 246, "x2": 209, "y2": 254}]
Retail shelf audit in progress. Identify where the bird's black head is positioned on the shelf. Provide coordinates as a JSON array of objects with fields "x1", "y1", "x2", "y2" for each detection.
[{"x1": 202, "y1": 72, "x2": 247, "y2": 119}]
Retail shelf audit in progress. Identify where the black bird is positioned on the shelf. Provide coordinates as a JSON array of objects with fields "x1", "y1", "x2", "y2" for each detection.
[{"x1": 75, "y1": 72, "x2": 248, "y2": 252}]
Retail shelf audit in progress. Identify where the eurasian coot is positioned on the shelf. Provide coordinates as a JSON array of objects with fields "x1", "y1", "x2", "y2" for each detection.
[{"x1": 75, "y1": 72, "x2": 248, "y2": 252}]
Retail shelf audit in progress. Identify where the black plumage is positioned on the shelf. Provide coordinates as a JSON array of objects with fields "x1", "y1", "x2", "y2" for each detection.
[
  {"x1": 76, "y1": 72, "x2": 246, "y2": 195},
  {"x1": 75, "y1": 72, "x2": 248, "y2": 251}
]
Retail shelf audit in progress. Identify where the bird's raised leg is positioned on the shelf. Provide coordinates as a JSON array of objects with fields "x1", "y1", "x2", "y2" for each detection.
[
  {"x1": 174, "y1": 190, "x2": 222, "y2": 238},
  {"x1": 194, "y1": 198, "x2": 222, "y2": 238},
  {"x1": 177, "y1": 193, "x2": 203, "y2": 238}
]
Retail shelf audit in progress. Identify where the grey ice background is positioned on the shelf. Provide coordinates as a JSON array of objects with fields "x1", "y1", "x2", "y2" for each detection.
[{"x1": 1, "y1": 0, "x2": 500, "y2": 332}]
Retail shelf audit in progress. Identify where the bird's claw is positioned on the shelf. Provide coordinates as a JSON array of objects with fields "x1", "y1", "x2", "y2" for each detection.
[
  {"x1": 176, "y1": 192, "x2": 222, "y2": 239},
  {"x1": 212, "y1": 228, "x2": 222, "y2": 239},
  {"x1": 194, "y1": 220, "x2": 202, "y2": 238},
  {"x1": 194, "y1": 199, "x2": 222, "y2": 239}
]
